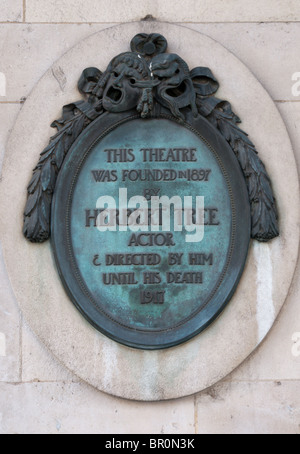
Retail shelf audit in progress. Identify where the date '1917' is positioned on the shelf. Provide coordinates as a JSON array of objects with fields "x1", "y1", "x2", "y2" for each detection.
[{"x1": 140, "y1": 290, "x2": 166, "y2": 304}]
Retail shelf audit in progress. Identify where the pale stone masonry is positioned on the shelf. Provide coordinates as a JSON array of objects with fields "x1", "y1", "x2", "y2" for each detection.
[
  {"x1": 0, "y1": 0, "x2": 23, "y2": 22},
  {"x1": 0, "y1": 1, "x2": 300, "y2": 434},
  {"x1": 25, "y1": 0, "x2": 300, "y2": 23}
]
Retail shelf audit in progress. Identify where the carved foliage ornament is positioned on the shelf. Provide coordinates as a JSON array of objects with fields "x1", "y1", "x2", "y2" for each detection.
[{"x1": 23, "y1": 33, "x2": 279, "y2": 244}]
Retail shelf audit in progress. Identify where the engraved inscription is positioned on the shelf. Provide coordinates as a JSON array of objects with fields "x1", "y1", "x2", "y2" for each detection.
[{"x1": 83, "y1": 139, "x2": 223, "y2": 306}]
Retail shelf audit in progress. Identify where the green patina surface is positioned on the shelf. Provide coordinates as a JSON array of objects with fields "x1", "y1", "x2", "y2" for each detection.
[{"x1": 71, "y1": 119, "x2": 232, "y2": 331}]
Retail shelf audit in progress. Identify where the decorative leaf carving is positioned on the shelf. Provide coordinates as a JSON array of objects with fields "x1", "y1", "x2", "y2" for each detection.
[
  {"x1": 23, "y1": 102, "x2": 100, "y2": 242},
  {"x1": 196, "y1": 96, "x2": 279, "y2": 241}
]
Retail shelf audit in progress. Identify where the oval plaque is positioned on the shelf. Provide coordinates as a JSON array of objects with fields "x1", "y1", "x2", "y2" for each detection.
[{"x1": 51, "y1": 111, "x2": 250, "y2": 349}]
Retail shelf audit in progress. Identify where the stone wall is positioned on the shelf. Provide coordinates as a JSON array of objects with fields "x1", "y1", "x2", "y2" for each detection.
[{"x1": 0, "y1": 0, "x2": 300, "y2": 434}]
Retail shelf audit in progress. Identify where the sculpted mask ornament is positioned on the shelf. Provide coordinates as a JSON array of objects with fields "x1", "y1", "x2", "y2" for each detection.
[
  {"x1": 100, "y1": 52, "x2": 158, "y2": 117},
  {"x1": 23, "y1": 33, "x2": 279, "y2": 244},
  {"x1": 151, "y1": 53, "x2": 198, "y2": 119}
]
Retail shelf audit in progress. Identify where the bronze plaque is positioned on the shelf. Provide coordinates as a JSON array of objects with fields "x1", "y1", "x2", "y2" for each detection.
[{"x1": 23, "y1": 33, "x2": 278, "y2": 349}]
